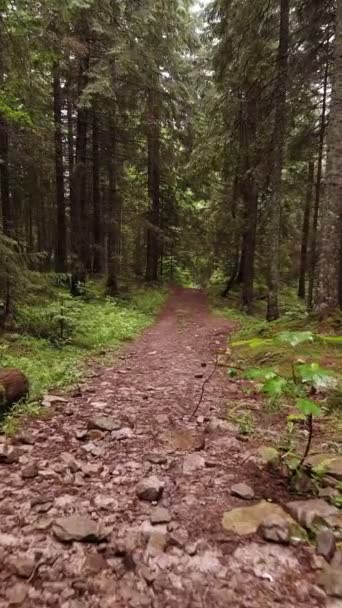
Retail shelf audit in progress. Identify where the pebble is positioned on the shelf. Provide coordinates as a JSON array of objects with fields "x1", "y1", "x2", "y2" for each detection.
[
  {"x1": 316, "y1": 529, "x2": 336, "y2": 562},
  {"x1": 258, "y1": 515, "x2": 290, "y2": 545},
  {"x1": 231, "y1": 483, "x2": 255, "y2": 500},
  {"x1": 136, "y1": 476, "x2": 164, "y2": 502}
]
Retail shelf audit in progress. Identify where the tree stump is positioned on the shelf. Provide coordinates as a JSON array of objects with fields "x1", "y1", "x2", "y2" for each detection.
[{"x1": 0, "y1": 368, "x2": 29, "y2": 407}]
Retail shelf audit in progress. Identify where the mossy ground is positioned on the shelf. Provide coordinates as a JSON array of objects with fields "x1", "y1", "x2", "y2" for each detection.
[{"x1": 211, "y1": 285, "x2": 342, "y2": 464}]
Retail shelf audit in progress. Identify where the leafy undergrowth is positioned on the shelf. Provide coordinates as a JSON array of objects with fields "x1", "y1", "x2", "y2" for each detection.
[
  {"x1": 0, "y1": 285, "x2": 167, "y2": 434},
  {"x1": 212, "y1": 286, "x2": 342, "y2": 485}
]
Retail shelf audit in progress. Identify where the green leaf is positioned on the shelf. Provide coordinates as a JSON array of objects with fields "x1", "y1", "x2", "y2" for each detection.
[
  {"x1": 276, "y1": 331, "x2": 314, "y2": 347},
  {"x1": 296, "y1": 363, "x2": 337, "y2": 390},
  {"x1": 296, "y1": 398, "x2": 321, "y2": 417},
  {"x1": 244, "y1": 367, "x2": 277, "y2": 381},
  {"x1": 262, "y1": 376, "x2": 287, "y2": 397}
]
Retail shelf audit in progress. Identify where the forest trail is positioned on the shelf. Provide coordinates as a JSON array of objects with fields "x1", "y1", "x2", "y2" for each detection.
[{"x1": 0, "y1": 289, "x2": 328, "y2": 608}]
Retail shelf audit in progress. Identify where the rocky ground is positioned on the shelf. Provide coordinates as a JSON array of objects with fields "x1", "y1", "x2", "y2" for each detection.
[{"x1": 0, "y1": 287, "x2": 341, "y2": 608}]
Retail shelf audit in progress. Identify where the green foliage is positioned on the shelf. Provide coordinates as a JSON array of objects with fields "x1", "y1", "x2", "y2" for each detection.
[
  {"x1": 277, "y1": 331, "x2": 314, "y2": 347},
  {"x1": 296, "y1": 398, "x2": 321, "y2": 417},
  {"x1": 0, "y1": 287, "x2": 167, "y2": 432}
]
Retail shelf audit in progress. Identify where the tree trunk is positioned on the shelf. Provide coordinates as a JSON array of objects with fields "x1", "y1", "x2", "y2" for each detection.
[
  {"x1": 298, "y1": 161, "x2": 314, "y2": 300},
  {"x1": 92, "y1": 108, "x2": 102, "y2": 274},
  {"x1": 241, "y1": 183, "x2": 258, "y2": 313},
  {"x1": 0, "y1": 113, "x2": 12, "y2": 237},
  {"x1": 308, "y1": 58, "x2": 329, "y2": 309},
  {"x1": 266, "y1": 0, "x2": 290, "y2": 321},
  {"x1": 313, "y1": 2, "x2": 342, "y2": 314},
  {"x1": 53, "y1": 64, "x2": 67, "y2": 273},
  {"x1": 146, "y1": 87, "x2": 161, "y2": 283},
  {"x1": 106, "y1": 122, "x2": 121, "y2": 296},
  {"x1": 70, "y1": 18, "x2": 90, "y2": 278}
]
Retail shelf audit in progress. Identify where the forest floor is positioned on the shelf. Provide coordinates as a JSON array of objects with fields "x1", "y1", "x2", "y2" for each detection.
[{"x1": 0, "y1": 287, "x2": 340, "y2": 608}]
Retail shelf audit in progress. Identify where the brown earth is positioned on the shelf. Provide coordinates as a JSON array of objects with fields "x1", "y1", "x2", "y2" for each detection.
[{"x1": 0, "y1": 288, "x2": 330, "y2": 607}]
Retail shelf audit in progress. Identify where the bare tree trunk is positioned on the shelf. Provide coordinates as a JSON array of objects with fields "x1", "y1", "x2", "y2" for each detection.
[
  {"x1": 0, "y1": 113, "x2": 11, "y2": 236},
  {"x1": 266, "y1": 0, "x2": 290, "y2": 321},
  {"x1": 298, "y1": 161, "x2": 314, "y2": 299},
  {"x1": 70, "y1": 17, "x2": 90, "y2": 282},
  {"x1": 308, "y1": 59, "x2": 329, "y2": 308},
  {"x1": 53, "y1": 64, "x2": 67, "y2": 273},
  {"x1": 92, "y1": 108, "x2": 102, "y2": 274},
  {"x1": 146, "y1": 87, "x2": 161, "y2": 282},
  {"x1": 313, "y1": 1, "x2": 342, "y2": 313}
]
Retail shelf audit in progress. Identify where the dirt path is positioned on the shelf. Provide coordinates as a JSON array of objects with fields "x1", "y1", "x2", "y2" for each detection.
[{"x1": 0, "y1": 288, "x2": 330, "y2": 607}]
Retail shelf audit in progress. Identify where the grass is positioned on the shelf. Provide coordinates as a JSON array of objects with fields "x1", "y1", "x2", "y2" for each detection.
[{"x1": 0, "y1": 285, "x2": 167, "y2": 434}]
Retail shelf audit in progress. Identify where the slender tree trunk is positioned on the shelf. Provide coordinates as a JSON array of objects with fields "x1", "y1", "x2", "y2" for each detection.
[
  {"x1": 53, "y1": 64, "x2": 67, "y2": 272},
  {"x1": 241, "y1": 184, "x2": 258, "y2": 313},
  {"x1": 0, "y1": 113, "x2": 11, "y2": 236},
  {"x1": 266, "y1": 0, "x2": 290, "y2": 321},
  {"x1": 313, "y1": 2, "x2": 342, "y2": 313},
  {"x1": 106, "y1": 120, "x2": 121, "y2": 296},
  {"x1": 146, "y1": 87, "x2": 161, "y2": 282},
  {"x1": 92, "y1": 108, "x2": 102, "y2": 274},
  {"x1": 70, "y1": 18, "x2": 90, "y2": 281},
  {"x1": 298, "y1": 161, "x2": 314, "y2": 299},
  {"x1": 308, "y1": 59, "x2": 329, "y2": 308}
]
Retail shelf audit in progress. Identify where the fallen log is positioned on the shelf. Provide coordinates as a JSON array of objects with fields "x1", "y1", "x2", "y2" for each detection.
[{"x1": 0, "y1": 368, "x2": 29, "y2": 407}]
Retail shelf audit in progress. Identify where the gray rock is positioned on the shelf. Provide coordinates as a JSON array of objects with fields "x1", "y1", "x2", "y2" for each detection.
[
  {"x1": 42, "y1": 394, "x2": 68, "y2": 407},
  {"x1": 145, "y1": 454, "x2": 167, "y2": 465},
  {"x1": 136, "y1": 476, "x2": 164, "y2": 502},
  {"x1": 14, "y1": 431, "x2": 35, "y2": 445},
  {"x1": 258, "y1": 515, "x2": 290, "y2": 545},
  {"x1": 10, "y1": 556, "x2": 35, "y2": 579},
  {"x1": 317, "y1": 529, "x2": 336, "y2": 562},
  {"x1": 150, "y1": 507, "x2": 171, "y2": 525},
  {"x1": 183, "y1": 453, "x2": 205, "y2": 474},
  {"x1": 0, "y1": 444, "x2": 20, "y2": 464},
  {"x1": 21, "y1": 463, "x2": 39, "y2": 479},
  {"x1": 111, "y1": 427, "x2": 134, "y2": 441},
  {"x1": 205, "y1": 417, "x2": 238, "y2": 434},
  {"x1": 53, "y1": 515, "x2": 109, "y2": 543},
  {"x1": 146, "y1": 531, "x2": 167, "y2": 556},
  {"x1": 287, "y1": 498, "x2": 338, "y2": 529},
  {"x1": 88, "y1": 416, "x2": 121, "y2": 432},
  {"x1": 231, "y1": 483, "x2": 255, "y2": 500},
  {"x1": 320, "y1": 565, "x2": 342, "y2": 598}
]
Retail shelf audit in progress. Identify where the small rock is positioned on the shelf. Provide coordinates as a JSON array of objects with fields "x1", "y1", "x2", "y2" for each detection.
[
  {"x1": 317, "y1": 529, "x2": 336, "y2": 562},
  {"x1": 0, "y1": 444, "x2": 20, "y2": 464},
  {"x1": 258, "y1": 515, "x2": 290, "y2": 545},
  {"x1": 53, "y1": 515, "x2": 109, "y2": 543},
  {"x1": 75, "y1": 430, "x2": 88, "y2": 441},
  {"x1": 111, "y1": 427, "x2": 134, "y2": 441},
  {"x1": 287, "y1": 498, "x2": 338, "y2": 529},
  {"x1": 0, "y1": 533, "x2": 19, "y2": 547},
  {"x1": 320, "y1": 565, "x2": 342, "y2": 598},
  {"x1": 310, "y1": 584, "x2": 327, "y2": 601},
  {"x1": 183, "y1": 453, "x2": 205, "y2": 474},
  {"x1": 42, "y1": 394, "x2": 67, "y2": 407},
  {"x1": 231, "y1": 483, "x2": 255, "y2": 500},
  {"x1": 11, "y1": 556, "x2": 35, "y2": 579},
  {"x1": 5, "y1": 583, "x2": 28, "y2": 605},
  {"x1": 14, "y1": 431, "x2": 35, "y2": 445},
  {"x1": 136, "y1": 476, "x2": 164, "y2": 502},
  {"x1": 88, "y1": 417, "x2": 121, "y2": 433},
  {"x1": 205, "y1": 417, "x2": 237, "y2": 434},
  {"x1": 82, "y1": 553, "x2": 107, "y2": 575},
  {"x1": 146, "y1": 531, "x2": 167, "y2": 556},
  {"x1": 21, "y1": 463, "x2": 39, "y2": 479},
  {"x1": 140, "y1": 565, "x2": 156, "y2": 583},
  {"x1": 145, "y1": 454, "x2": 167, "y2": 465},
  {"x1": 169, "y1": 528, "x2": 189, "y2": 548},
  {"x1": 150, "y1": 507, "x2": 172, "y2": 525}
]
